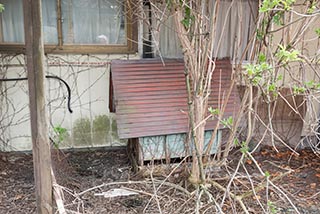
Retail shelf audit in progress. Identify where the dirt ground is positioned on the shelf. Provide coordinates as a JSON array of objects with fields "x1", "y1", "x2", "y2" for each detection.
[{"x1": 0, "y1": 146, "x2": 319, "y2": 214}]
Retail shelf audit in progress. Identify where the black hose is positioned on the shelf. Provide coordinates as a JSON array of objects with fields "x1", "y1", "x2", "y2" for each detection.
[{"x1": 0, "y1": 75, "x2": 73, "y2": 113}]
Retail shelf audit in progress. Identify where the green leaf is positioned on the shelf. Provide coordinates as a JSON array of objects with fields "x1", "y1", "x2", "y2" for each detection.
[
  {"x1": 181, "y1": 6, "x2": 194, "y2": 29},
  {"x1": 268, "y1": 83, "x2": 276, "y2": 92},
  {"x1": 258, "y1": 53, "x2": 267, "y2": 63},
  {"x1": 283, "y1": 0, "x2": 295, "y2": 10},
  {"x1": 256, "y1": 29, "x2": 264, "y2": 41},
  {"x1": 265, "y1": 171, "x2": 270, "y2": 177},
  {"x1": 234, "y1": 138, "x2": 240, "y2": 146},
  {"x1": 315, "y1": 28, "x2": 320, "y2": 38},
  {"x1": 166, "y1": 0, "x2": 172, "y2": 8},
  {"x1": 208, "y1": 107, "x2": 220, "y2": 115},
  {"x1": 276, "y1": 45, "x2": 301, "y2": 63},
  {"x1": 259, "y1": 0, "x2": 295, "y2": 13},
  {"x1": 0, "y1": 4, "x2": 4, "y2": 12},
  {"x1": 244, "y1": 62, "x2": 273, "y2": 85},
  {"x1": 181, "y1": 18, "x2": 190, "y2": 28},
  {"x1": 221, "y1": 116, "x2": 233, "y2": 128},
  {"x1": 240, "y1": 141, "x2": 249, "y2": 154},
  {"x1": 307, "y1": 2, "x2": 316, "y2": 14},
  {"x1": 259, "y1": 0, "x2": 277, "y2": 13},
  {"x1": 305, "y1": 80, "x2": 314, "y2": 88},
  {"x1": 293, "y1": 85, "x2": 306, "y2": 94},
  {"x1": 267, "y1": 200, "x2": 278, "y2": 214},
  {"x1": 272, "y1": 13, "x2": 283, "y2": 25},
  {"x1": 53, "y1": 125, "x2": 68, "y2": 143}
]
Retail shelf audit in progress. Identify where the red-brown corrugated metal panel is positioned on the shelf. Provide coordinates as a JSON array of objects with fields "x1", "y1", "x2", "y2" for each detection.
[{"x1": 111, "y1": 58, "x2": 239, "y2": 139}]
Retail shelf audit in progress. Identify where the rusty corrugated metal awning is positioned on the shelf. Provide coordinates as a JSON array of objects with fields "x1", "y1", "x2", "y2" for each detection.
[{"x1": 111, "y1": 59, "x2": 239, "y2": 139}]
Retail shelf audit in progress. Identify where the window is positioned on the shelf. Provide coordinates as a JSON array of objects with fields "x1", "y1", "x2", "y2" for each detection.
[
  {"x1": 0, "y1": 0, "x2": 24, "y2": 43},
  {"x1": 0, "y1": 0, "x2": 135, "y2": 53},
  {"x1": 211, "y1": 0, "x2": 258, "y2": 61},
  {"x1": 153, "y1": 0, "x2": 258, "y2": 60}
]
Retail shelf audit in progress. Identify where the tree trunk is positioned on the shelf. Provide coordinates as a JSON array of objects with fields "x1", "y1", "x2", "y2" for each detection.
[{"x1": 189, "y1": 94, "x2": 207, "y2": 183}]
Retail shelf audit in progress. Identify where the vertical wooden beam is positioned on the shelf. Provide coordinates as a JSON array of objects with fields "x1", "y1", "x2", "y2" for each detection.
[
  {"x1": 56, "y1": 0, "x2": 63, "y2": 47},
  {"x1": 23, "y1": 1, "x2": 53, "y2": 213},
  {"x1": 137, "y1": 0, "x2": 144, "y2": 58}
]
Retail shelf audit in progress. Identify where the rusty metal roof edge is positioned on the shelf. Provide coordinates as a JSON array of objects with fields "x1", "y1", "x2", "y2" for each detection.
[
  {"x1": 111, "y1": 58, "x2": 184, "y2": 65},
  {"x1": 111, "y1": 58, "x2": 232, "y2": 64}
]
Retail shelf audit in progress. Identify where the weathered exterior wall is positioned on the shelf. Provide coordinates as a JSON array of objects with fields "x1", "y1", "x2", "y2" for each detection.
[
  {"x1": 236, "y1": 2, "x2": 320, "y2": 144},
  {"x1": 270, "y1": 2, "x2": 320, "y2": 137},
  {"x1": 0, "y1": 53, "x2": 139, "y2": 151}
]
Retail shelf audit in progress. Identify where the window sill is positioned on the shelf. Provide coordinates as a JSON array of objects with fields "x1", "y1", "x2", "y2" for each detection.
[{"x1": 0, "y1": 44, "x2": 137, "y2": 55}]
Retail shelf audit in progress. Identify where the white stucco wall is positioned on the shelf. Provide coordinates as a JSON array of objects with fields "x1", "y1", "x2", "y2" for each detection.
[{"x1": 0, "y1": 53, "x2": 139, "y2": 151}]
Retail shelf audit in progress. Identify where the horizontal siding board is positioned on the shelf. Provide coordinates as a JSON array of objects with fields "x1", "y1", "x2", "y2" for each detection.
[
  {"x1": 119, "y1": 127, "x2": 189, "y2": 139},
  {"x1": 116, "y1": 91, "x2": 186, "y2": 96},
  {"x1": 116, "y1": 111, "x2": 187, "y2": 120},
  {"x1": 115, "y1": 90, "x2": 187, "y2": 97},
  {"x1": 119, "y1": 125, "x2": 226, "y2": 139},
  {"x1": 114, "y1": 81, "x2": 186, "y2": 89},
  {"x1": 111, "y1": 58, "x2": 240, "y2": 139},
  {"x1": 113, "y1": 71, "x2": 184, "y2": 76},
  {"x1": 117, "y1": 94, "x2": 187, "y2": 101},
  {"x1": 117, "y1": 104, "x2": 187, "y2": 112},
  {"x1": 117, "y1": 107, "x2": 187, "y2": 115},
  {"x1": 117, "y1": 115, "x2": 188, "y2": 124},
  {"x1": 111, "y1": 60, "x2": 183, "y2": 66},
  {"x1": 117, "y1": 97, "x2": 188, "y2": 105},
  {"x1": 114, "y1": 68, "x2": 182, "y2": 73},
  {"x1": 116, "y1": 86, "x2": 187, "y2": 93},
  {"x1": 113, "y1": 63, "x2": 184, "y2": 68},
  {"x1": 116, "y1": 117, "x2": 187, "y2": 124},
  {"x1": 114, "y1": 78, "x2": 184, "y2": 85},
  {"x1": 119, "y1": 119, "x2": 189, "y2": 130},
  {"x1": 113, "y1": 74, "x2": 185, "y2": 81}
]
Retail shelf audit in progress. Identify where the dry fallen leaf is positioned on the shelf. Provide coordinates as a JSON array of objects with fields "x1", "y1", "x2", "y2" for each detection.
[
  {"x1": 253, "y1": 195, "x2": 261, "y2": 200},
  {"x1": 310, "y1": 183, "x2": 316, "y2": 189},
  {"x1": 246, "y1": 159, "x2": 253, "y2": 165},
  {"x1": 14, "y1": 194, "x2": 23, "y2": 200}
]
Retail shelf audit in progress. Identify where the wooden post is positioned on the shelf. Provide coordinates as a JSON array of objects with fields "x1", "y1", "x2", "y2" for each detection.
[{"x1": 23, "y1": 1, "x2": 53, "y2": 213}]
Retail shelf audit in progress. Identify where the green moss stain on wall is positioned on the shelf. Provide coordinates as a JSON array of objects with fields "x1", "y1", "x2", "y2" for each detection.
[
  {"x1": 93, "y1": 115, "x2": 111, "y2": 145},
  {"x1": 72, "y1": 114, "x2": 125, "y2": 147},
  {"x1": 73, "y1": 118, "x2": 91, "y2": 146},
  {"x1": 110, "y1": 116, "x2": 118, "y2": 139},
  {"x1": 110, "y1": 114, "x2": 127, "y2": 146}
]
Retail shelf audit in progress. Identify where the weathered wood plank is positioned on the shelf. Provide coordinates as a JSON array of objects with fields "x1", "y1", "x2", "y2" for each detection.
[{"x1": 23, "y1": 1, "x2": 53, "y2": 213}]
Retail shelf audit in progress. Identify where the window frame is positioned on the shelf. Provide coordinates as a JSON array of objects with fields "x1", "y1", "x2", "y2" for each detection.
[{"x1": 0, "y1": 0, "x2": 137, "y2": 54}]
